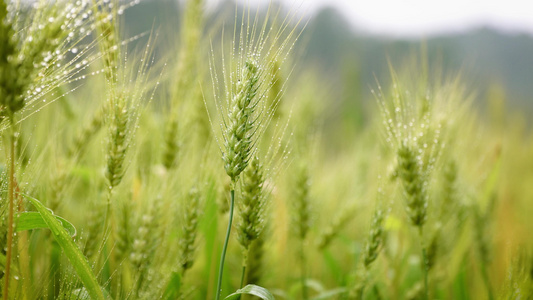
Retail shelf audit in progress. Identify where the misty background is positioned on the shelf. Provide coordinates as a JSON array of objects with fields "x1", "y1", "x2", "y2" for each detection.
[{"x1": 122, "y1": 0, "x2": 533, "y2": 126}]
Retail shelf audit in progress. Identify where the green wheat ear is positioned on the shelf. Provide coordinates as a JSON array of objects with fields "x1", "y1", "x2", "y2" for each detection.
[
  {"x1": 292, "y1": 163, "x2": 312, "y2": 241},
  {"x1": 0, "y1": 0, "x2": 23, "y2": 118},
  {"x1": 397, "y1": 142, "x2": 427, "y2": 227},
  {"x1": 237, "y1": 155, "x2": 266, "y2": 252},
  {"x1": 178, "y1": 186, "x2": 202, "y2": 276},
  {"x1": 223, "y1": 61, "x2": 260, "y2": 182},
  {"x1": 363, "y1": 205, "x2": 386, "y2": 268}
]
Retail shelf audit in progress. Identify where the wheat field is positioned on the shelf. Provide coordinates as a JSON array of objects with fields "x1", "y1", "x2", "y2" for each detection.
[{"x1": 0, "y1": 0, "x2": 532, "y2": 299}]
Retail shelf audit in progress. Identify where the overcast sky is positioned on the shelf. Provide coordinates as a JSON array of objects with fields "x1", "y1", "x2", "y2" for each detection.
[{"x1": 205, "y1": 0, "x2": 533, "y2": 37}]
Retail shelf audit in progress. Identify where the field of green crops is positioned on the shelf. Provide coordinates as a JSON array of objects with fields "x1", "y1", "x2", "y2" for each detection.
[{"x1": 0, "y1": 0, "x2": 532, "y2": 299}]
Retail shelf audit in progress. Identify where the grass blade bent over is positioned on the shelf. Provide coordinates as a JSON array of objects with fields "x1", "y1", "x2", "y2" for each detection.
[{"x1": 23, "y1": 194, "x2": 106, "y2": 300}]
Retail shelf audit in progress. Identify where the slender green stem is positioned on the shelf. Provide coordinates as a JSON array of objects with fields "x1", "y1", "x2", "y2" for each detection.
[
  {"x1": 239, "y1": 264, "x2": 246, "y2": 288},
  {"x1": 3, "y1": 123, "x2": 15, "y2": 300},
  {"x1": 301, "y1": 239, "x2": 308, "y2": 300},
  {"x1": 237, "y1": 264, "x2": 247, "y2": 300},
  {"x1": 215, "y1": 189, "x2": 235, "y2": 300},
  {"x1": 418, "y1": 226, "x2": 429, "y2": 300},
  {"x1": 239, "y1": 246, "x2": 249, "y2": 291}
]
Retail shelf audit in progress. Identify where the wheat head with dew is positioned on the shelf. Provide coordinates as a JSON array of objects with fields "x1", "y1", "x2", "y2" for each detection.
[
  {"x1": 375, "y1": 65, "x2": 468, "y2": 299},
  {"x1": 0, "y1": 1, "x2": 109, "y2": 298},
  {"x1": 206, "y1": 3, "x2": 303, "y2": 299}
]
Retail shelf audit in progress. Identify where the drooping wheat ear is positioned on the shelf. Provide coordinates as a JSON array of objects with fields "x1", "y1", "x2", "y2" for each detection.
[
  {"x1": 397, "y1": 143, "x2": 427, "y2": 228},
  {"x1": 222, "y1": 61, "x2": 260, "y2": 183},
  {"x1": 237, "y1": 155, "x2": 266, "y2": 252},
  {"x1": 178, "y1": 186, "x2": 201, "y2": 276}
]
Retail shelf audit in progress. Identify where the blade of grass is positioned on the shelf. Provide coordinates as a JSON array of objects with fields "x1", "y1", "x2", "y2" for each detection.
[
  {"x1": 225, "y1": 284, "x2": 275, "y2": 300},
  {"x1": 22, "y1": 194, "x2": 106, "y2": 300},
  {"x1": 16, "y1": 212, "x2": 77, "y2": 237}
]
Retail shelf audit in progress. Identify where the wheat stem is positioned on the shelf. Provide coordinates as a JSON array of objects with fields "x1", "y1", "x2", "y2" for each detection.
[
  {"x1": 216, "y1": 188, "x2": 235, "y2": 300},
  {"x1": 239, "y1": 247, "x2": 248, "y2": 291},
  {"x1": 237, "y1": 264, "x2": 247, "y2": 300},
  {"x1": 419, "y1": 226, "x2": 429, "y2": 300},
  {"x1": 3, "y1": 122, "x2": 15, "y2": 300},
  {"x1": 300, "y1": 239, "x2": 308, "y2": 300}
]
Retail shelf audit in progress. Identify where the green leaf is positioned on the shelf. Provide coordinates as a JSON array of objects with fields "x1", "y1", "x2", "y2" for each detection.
[
  {"x1": 23, "y1": 194, "x2": 106, "y2": 300},
  {"x1": 16, "y1": 211, "x2": 77, "y2": 237},
  {"x1": 225, "y1": 284, "x2": 275, "y2": 300}
]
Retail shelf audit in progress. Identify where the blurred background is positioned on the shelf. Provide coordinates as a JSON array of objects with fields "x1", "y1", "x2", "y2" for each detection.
[{"x1": 123, "y1": 0, "x2": 533, "y2": 127}]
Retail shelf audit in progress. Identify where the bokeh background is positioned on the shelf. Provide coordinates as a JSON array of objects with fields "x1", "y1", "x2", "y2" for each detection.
[{"x1": 124, "y1": 0, "x2": 533, "y2": 121}]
